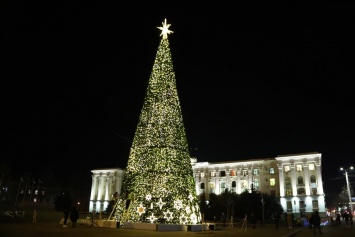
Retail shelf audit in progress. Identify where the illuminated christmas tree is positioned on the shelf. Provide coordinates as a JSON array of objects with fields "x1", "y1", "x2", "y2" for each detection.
[{"x1": 113, "y1": 19, "x2": 201, "y2": 225}]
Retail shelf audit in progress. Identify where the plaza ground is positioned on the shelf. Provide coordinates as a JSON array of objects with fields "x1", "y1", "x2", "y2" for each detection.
[
  {"x1": 1, "y1": 219, "x2": 353, "y2": 237},
  {"x1": 0, "y1": 204, "x2": 353, "y2": 237}
]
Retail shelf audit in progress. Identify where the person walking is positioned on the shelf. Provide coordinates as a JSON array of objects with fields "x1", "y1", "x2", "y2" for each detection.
[
  {"x1": 287, "y1": 213, "x2": 292, "y2": 229},
  {"x1": 63, "y1": 208, "x2": 70, "y2": 227},
  {"x1": 70, "y1": 206, "x2": 79, "y2": 228},
  {"x1": 313, "y1": 211, "x2": 322, "y2": 235},
  {"x1": 32, "y1": 209, "x2": 37, "y2": 224}
]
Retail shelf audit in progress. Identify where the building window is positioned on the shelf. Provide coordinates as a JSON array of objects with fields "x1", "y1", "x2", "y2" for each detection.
[
  {"x1": 241, "y1": 180, "x2": 248, "y2": 189},
  {"x1": 253, "y1": 168, "x2": 259, "y2": 175},
  {"x1": 310, "y1": 175, "x2": 316, "y2": 184},
  {"x1": 309, "y1": 163, "x2": 315, "y2": 171},
  {"x1": 284, "y1": 165, "x2": 290, "y2": 173},
  {"x1": 254, "y1": 179, "x2": 259, "y2": 189},
  {"x1": 298, "y1": 176, "x2": 304, "y2": 185},
  {"x1": 285, "y1": 177, "x2": 291, "y2": 186},
  {"x1": 287, "y1": 201, "x2": 292, "y2": 211},
  {"x1": 312, "y1": 188, "x2": 317, "y2": 195},
  {"x1": 269, "y1": 168, "x2": 275, "y2": 174},
  {"x1": 210, "y1": 171, "x2": 216, "y2": 177},
  {"x1": 230, "y1": 170, "x2": 236, "y2": 176},
  {"x1": 231, "y1": 181, "x2": 236, "y2": 192},
  {"x1": 209, "y1": 182, "x2": 215, "y2": 193},
  {"x1": 220, "y1": 182, "x2": 226, "y2": 189},
  {"x1": 200, "y1": 172, "x2": 205, "y2": 178},
  {"x1": 242, "y1": 169, "x2": 248, "y2": 176},
  {"x1": 200, "y1": 183, "x2": 205, "y2": 189},
  {"x1": 312, "y1": 200, "x2": 319, "y2": 210},
  {"x1": 286, "y1": 189, "x2": 292, "y2": 196},
  {"x1": 270, "y1": 178, "x2": 275, "y2": 186},
  {"x1": 296, "y1": 164, "x2": 303, "y2": 171},
  {"x1": 297, "y1": 188, "x2": 305, "y2": 195},
  {"x1": 220, "y1": 171, "x2": 226, "y2": 177},
  {"x1": 299, "y1": 200, "x2": 305, "y2": 209}
]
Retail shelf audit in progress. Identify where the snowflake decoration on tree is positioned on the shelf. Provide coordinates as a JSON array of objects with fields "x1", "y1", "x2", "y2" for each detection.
[
  {"x1": 136, "y1": 202, "x2": 146, "y2": 216},
  {"x1": 179, "y1": 213, "x2": 188, "y2": 225},
  {"x1": 163, "y1": 209, "x2": 174, "y2": 221},
  {"x1": 145, "y1": 194, "x2": 152, "y2": 201},
  {"x1": 156, "y1": 198, "x2": 166, "y2": 210},
  {"x1": 174, "y1": 199, "x2": 183, "y2": 210},
  {"x1": 185, "y1": 205, "x2": 191, "y2": 214},
  {"x1": 190, "y1": 213, "x2": 198, "y2": 224},
  {"x1": 147, "y1": 213, "x2": 158, "y2": 223}
]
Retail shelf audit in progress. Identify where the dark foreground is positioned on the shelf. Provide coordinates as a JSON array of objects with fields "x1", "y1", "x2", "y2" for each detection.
[{"x1": 0, "y1": 222, "x2": 353, "y2": 237}]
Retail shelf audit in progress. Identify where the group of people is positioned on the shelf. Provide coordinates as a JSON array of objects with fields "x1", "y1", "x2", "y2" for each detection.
[
  {"x1": 63, "y1": 206, "x2": 79, "y2": 228},
  {"x1": 273, "y1": 211, "x2": 322, "y2": 234}
]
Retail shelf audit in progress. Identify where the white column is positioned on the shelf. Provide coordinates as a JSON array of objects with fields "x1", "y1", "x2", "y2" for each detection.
[
  {"x1": 315, "y1": 163, "x2": 324, "y2": 195},
  {"x1": 215, "y1": 171, "x2": 220, "y2": 195},
  {"x1": 97, "y1": 175, "x2": 104, "y2": 201},
  {"x1": 105, "y1": 175, "x2": 110, "y2": 200},
  {"x1": 226, "y1": 170, "x2": 230, "y2": 191},
  {"x1": 90, "y1": 174, "x2": 98, "y2": 200},
  {"x1": 278, "y1": 164, "x2": 285, "y2": 197},
  {"x1": 291, "y1": 164, "x2": 297, "y2": 196},
  {"x1": 248, "y1": 168, "x2": 252, "y2": 192},
  {"x1": 303, "y1": 163, "x2": 310, "y2": 195},
  {"x1": 237, "y1": 169, "x2": 241, "y2": 194}
]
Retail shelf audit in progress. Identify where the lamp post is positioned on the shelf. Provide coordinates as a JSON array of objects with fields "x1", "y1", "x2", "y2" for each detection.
[{"x1": 340, "y1": 166, "x2": 354, "y2": 215}]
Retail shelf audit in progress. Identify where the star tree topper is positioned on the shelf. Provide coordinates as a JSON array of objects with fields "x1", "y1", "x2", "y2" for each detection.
[{"x1": 158, "y1": 18, "x2": 173, "y2": 39}]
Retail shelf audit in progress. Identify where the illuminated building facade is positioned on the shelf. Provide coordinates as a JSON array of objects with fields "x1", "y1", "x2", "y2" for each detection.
[{"x1": 89, "y1": 152, "x2": 326, "y2": 217}]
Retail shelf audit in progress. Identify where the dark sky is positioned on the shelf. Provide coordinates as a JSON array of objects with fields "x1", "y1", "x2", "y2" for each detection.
[{"x1": 2, "y1": 2, "x2": 354, "y2": 197}]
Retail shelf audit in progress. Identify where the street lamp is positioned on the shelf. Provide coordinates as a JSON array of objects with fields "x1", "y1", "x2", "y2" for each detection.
[{"x1": 340, "y1": 166, "x2": 354, "y2": 215}]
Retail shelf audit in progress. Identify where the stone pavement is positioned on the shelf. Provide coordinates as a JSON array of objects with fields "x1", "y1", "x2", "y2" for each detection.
[{"x1": 0, "y1": 222, "x2": 353, "y2": 237}]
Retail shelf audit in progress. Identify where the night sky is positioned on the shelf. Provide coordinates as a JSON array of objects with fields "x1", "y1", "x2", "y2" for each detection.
[{"x1": 2, "y1": 2, "x2": 354, "y2": 199}]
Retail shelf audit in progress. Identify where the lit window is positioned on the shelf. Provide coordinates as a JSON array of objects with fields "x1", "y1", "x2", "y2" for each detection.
[
  {"x1": 269, "y1": 168, "x2": 275, "y2": 174},
  {"x1": 270, "y1": 178, "x2": 276, "y2": 186},
  {"x1": 254, "y1": 179, "x2": 259, "y2": 189},
  {"x1": 230, "y1": 170, "x2": 236, "y2": 176},
  {"x1": 285, "y1": 189, "x2": 292, "y2": 196},
  {"x1": 209, "y1": 182, "x2": 215, "y2": 190},
  {"x1": 220, "y1": 182, "x2": 226, "y2": 189},
  {"x1": 309, "y1": 163, "x2": 315, "y2": 171},
  {"x1": 210, "y1": 171, "x2": 216, "y2": 177},
  {"x1": 200, "y1": 173, "x2": 205, "y2": 178},
  {"x1": 242, "y1": 169, "x2": 248, "y2": 176},
  {"x1": 253, "y1": 169, "x2": 259, "y2": 175},
  {"x1": 296, "y1": 164, "x2": 303, "y2": 171},
  {"x1": 284, "y1": 165, "x2": 290, "y2": 173}
]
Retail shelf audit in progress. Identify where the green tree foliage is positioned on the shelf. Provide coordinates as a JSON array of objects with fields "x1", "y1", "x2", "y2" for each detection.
[{"x1": 113, "y1": 20, "x2": 201, "y2": 224}]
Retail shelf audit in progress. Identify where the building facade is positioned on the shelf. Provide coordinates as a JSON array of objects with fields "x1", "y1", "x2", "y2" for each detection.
[
  {"x1": 89, "y1": 168, "x2": 125, "y2": 213},
  {"x1": 90, "y1": 152, "x2": 326, "y2": 216}
]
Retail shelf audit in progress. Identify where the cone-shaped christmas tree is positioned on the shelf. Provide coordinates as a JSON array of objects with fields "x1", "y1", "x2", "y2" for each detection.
[{"x1": 113, "y1": 19, "x2": 201, "y2": 225}]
